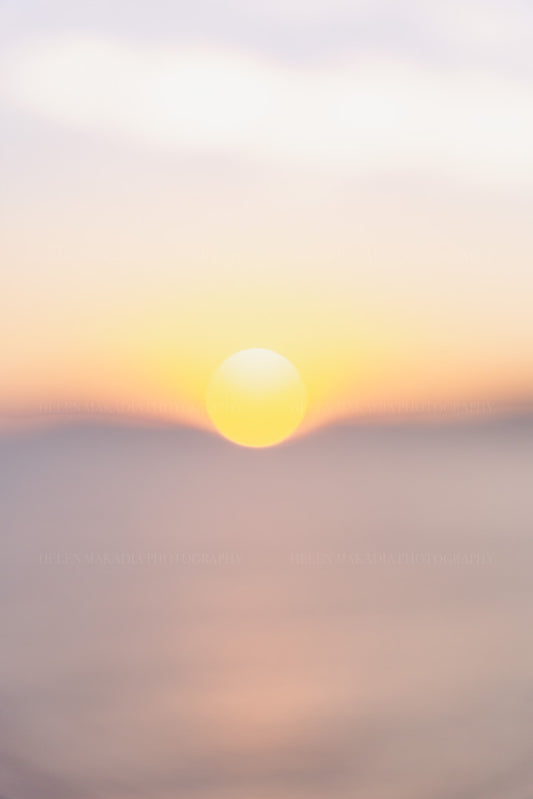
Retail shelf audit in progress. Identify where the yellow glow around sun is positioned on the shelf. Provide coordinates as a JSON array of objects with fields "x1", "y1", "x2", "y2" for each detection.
[{"x1": 206, "y1": 349, "x2": 307, "y2": 447}]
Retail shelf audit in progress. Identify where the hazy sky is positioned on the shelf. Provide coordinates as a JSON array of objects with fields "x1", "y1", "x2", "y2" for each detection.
[{"x1": 1, "y1": 0, "x2": 533, "y2": 428}]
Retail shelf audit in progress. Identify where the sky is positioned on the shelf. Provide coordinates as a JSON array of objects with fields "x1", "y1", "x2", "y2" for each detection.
[{"x1": 1, "y1": 0, "x2": 533, "y2": 430}]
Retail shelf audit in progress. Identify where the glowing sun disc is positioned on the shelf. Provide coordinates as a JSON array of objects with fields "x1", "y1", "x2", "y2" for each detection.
[{"x1": 206, "y1": 349, "x2": 307, "y2": 448}]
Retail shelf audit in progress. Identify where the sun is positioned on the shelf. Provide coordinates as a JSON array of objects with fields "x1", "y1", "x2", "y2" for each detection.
[{"x1": 206, "y1": 349, "x2": 307, "y2": 448}]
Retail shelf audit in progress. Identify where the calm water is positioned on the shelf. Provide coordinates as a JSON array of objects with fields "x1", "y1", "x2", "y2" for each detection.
[{"x1": 1, "y1": 419, "x2": 532, "y2": 798}]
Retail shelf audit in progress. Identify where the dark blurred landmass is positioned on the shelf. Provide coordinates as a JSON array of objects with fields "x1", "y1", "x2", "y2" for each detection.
[{"x1": 1, "y1": 416, "x2": 532, "y2": 799}]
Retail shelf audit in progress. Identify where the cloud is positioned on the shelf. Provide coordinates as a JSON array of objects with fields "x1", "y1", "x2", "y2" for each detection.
[{"x1": 2, "y1": 34, "x2": 533, "y2": 185}]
